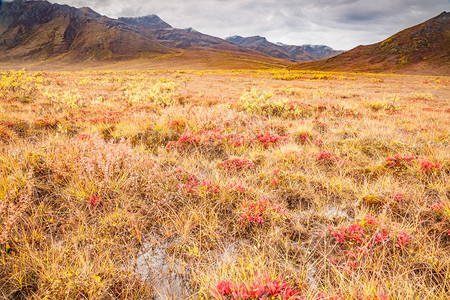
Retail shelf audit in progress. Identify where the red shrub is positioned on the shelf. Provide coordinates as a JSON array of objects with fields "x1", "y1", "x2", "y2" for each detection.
[
  {"x1": 385, "y1": 154, "x2": 417, "y2": 170},
  {"x1": 315, "y1": 150, "x2": 339, "y2": 165},
  {"x1": 419, "y1": 160, "x2": 441, "y2": 174},
  {"x1": 214, "y1": 275, "x2": 299, "y2": 300},
  {"x1": 219, "y1": 158, "x2": 255, "y2": 172},
  {"x1": 239, "y1": 198, "x2": 285, "y2": 227}
]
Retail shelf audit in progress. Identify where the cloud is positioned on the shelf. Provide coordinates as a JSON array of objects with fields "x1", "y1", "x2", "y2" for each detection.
[{"x1": 50, "y1": 0, "x2": 449, "y2": 50}]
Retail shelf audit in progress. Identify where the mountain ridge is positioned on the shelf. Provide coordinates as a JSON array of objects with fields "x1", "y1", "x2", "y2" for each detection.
[
  {"x1": 226, "y1": 35, "x2": 343, "y2": 61},
  {"x1": 289, "y1": 11, "x2": 450, "y2": 75},
  {"x1": 1, "y1": 1, "x2": 448, "y2": 74}
]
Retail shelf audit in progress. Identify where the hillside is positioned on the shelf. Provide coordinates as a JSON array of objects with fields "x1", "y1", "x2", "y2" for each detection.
[
  {"x1": 119, "y1": 17, "x2": 247, "y2": 52},
  {"x1": 289, "y1": 12, "x2": 450, "y2": 75},
  {"x1": 0, "y1": 0, "x2": 173, "y2": 61},
  {"x1": 226, "y1": 35, "x2": 343, "y2": 61}
]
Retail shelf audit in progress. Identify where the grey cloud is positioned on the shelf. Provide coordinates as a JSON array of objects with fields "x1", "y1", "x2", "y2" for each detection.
[
  {"x1": 341, "y1": 11, "x2": 386, "y2": 22},
  {"x1": 118, "y1": 5, "x2": 144, "y2": 17}
]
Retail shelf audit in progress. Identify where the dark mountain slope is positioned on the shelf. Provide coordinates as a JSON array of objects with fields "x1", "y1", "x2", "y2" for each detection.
[
  {"x1": 289, "y1": 12, "x2": 450, "y2": 75},
  {"x1": 0, "y1": 0, "x2": 173, "y2": 61}
]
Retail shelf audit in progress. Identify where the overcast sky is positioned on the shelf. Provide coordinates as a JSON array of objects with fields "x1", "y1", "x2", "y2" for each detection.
[{"x1": 50, "y1": 0, "x2": 449, "y2": 50}]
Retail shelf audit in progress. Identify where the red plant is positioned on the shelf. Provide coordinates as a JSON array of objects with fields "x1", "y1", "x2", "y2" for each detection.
[
  {"x1": 364, "y1": 214, "x2": 378, "y2": 226},
  {"x1": 88, "y1": 195, "x2": 101, "y2": 208},
  {"x1": 256, "y1": 132, "x2": 288, "y2": 148},
  {"x1": 216, "y1": 280, "x2": 233, "y2": 297},
  {"x1": 0, "y1": 121, "x2": 17, "y2": 127},
  {"x1": 176, "y1": 169, "x2": 200, "y2": 193},
  {"x1": 219, "y1": 158, "x2": 255, "y2": 172},
  {"x1": 239, "y1": 199, "x2": 268, "y2": 226},
  {"x1": 200, "y1": 180, "x2": 219, "y2": 194},
  {"x1": 239, "y1": 198, "x2": 284, "y2": 227},
  {"x1": 225, "y1": 181, "x2": 249, "y2": 193},
  {"x1": 431, "y1": 203, "x2": 445, "y2": 211},
  {"x1": 78, "y1": 134, "x2": 91, "y2": 140},
  {"x1": 214, "y1": 275, "x2": 299, "y2": 300},
  {"x1": 328, "y1": 223, "x2": 365, "y2": 246},
  {"x1": 395, "y1": 231, "x2": 409, "y2": 249},
  {"x1": 166, "y1": 133, "x2": 201, "y2": 150},
  {"x1": 419, "y1": 159, "x2": 441, "y2": 174},
  {"x1": 214, "y1": 276, "x2": 390, "y2": 300},
  {"x1": 328, "y1": 215, "x2": 409, "y2": 264},
  {"x1": 430, "y1": 202, "x2": 450, "y2": 228},
  {"x1": 392, "y1": 193, "x2": 404, "y2": 202},
  {"x1": 313, "y1": 138, "x2": 323, "y2": 147},
  {"x1": 373, "y1": 230, "x2": 390, "y2": 243},
  {"x1": 175, "y1": 169, "x2": 219, "y2": 195},
  {"x1": 88, "y1": 111, "x2": 122, "y2": 124},
  {"x1": 0, "y1": 128, "x2": 11, "y2": 140},
  {"x1": 295, "y1": 131, "x2": 313, "y2": 144},
  {"x1": 315, "y1": 150, "x2": 339, "y2": 164},
  {"x1": 384, "y1": 154, "x2": 417, "y2": 170}
]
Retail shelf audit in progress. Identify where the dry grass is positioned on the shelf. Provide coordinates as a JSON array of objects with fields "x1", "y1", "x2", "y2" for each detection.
[{"x1": 0, "y1": 69, "x2": 449, "y2": 299}]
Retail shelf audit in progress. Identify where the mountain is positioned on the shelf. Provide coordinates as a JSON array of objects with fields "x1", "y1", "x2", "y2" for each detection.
[
  {"x1": 285, "y1": 44, "x2": 344, "y2": 60},
  {"x1": 226, "y1": 35, "x2": 343, "y2": 61},
  {"x1": 289, "y1": 12, "x2": 450, "y2": 75},
  {"x1": 0, "y1": 0, "x2": 286, "y2": 68},
  {"x1": 0, "y1": 0, "x2": 173, "y2": 61},
  {"x1": 119, "y1": 18, "x2": 246, "y2": 52}
]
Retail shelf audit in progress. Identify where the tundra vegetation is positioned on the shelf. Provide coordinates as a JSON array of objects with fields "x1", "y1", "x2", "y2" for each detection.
[{"x1": 0, "y1": 69, "x2": 449, "y2": 299}]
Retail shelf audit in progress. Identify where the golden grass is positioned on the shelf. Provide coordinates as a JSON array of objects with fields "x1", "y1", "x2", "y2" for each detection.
[{"x1": 0, "y1": 69, "x2": 449, "y2": 299}]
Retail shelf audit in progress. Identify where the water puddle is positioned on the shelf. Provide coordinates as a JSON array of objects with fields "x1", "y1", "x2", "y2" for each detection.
[
  {"x1": 295, "y1": 205, "x2": 351, "y2": 221},
  {"x1": 294, "y1": 205, "x2": 353, "y2": 290},
  {"x1": 136, "y1": 235, "x2": 191, "y2": 299},
  {"x1": 322, "y1": 205, "x2": 349, "y2": 220},
  {"x1": 306, "y1": 261, "x2": 318, "y2": 290}
]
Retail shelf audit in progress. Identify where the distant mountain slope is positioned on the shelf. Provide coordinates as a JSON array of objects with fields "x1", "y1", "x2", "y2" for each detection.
[
  {"x1": 0, "y1": 0, "x2": 172, "y2": 61},
  {"x1": 118, "y1": 17, "x2": 248, "y2": 52},
  {"x1": 289, "y1": 12, "x2": 450, "y2": 75},
  {"x1": 226, "y1": 35, "x2": 343, "y2": 61}
]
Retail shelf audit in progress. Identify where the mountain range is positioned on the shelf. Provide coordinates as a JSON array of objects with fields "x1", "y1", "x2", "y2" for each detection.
[
  {"x1": 0, "y1": 0, "x2": 448, "y2": 75},
  {"x1": 0, "y1": 0, "x2": 340, "y2": 66},
  {"x1": 226, "y1": 36, "x2": 343, "y2": 62}
]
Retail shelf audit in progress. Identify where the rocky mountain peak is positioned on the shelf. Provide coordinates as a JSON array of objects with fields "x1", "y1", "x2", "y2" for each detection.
[{"x1": 119, "y1": 15, "x2": 172, "y2": 29}]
